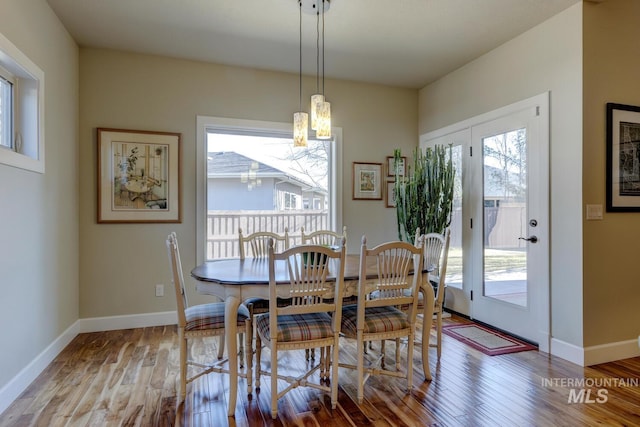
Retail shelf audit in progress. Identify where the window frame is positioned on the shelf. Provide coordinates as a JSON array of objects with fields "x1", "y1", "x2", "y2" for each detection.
[
  {"x1": 0, "y1": 32, "x2": 45, "y2": 173},
  {"x1": 196, "y1": 116, "x2": 343, "y2": 263}
]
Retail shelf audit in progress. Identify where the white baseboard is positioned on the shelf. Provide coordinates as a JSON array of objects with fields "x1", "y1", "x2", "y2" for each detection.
[
  {"x1": 0, "y1": 322, "x2": 80, "y2": 415},
  {"x1": 550, "y1": 337, "x2": 640, "y2": 367},
  {"x1": 0, "y1": 311, "x2": 177, "y2": 415},
  {"x1": 550, "y1": 337, "x2": 585, "y2": 366},
  {"x1": 76, "y1": 311, "x2": 177, "y2": 333},
  {"x1": 584, "y1": 338, "x2": 640, "y2": 366}
]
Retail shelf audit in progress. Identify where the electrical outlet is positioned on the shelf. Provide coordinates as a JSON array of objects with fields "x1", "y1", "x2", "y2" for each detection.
[{"x1": 155, "y1": 284, "x2": 164, "y2": 297}]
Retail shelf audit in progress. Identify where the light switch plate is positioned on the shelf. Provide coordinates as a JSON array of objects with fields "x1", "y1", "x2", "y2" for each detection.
[{"x1": 586, "y1": 204, "x2": 603, "y2": 220}]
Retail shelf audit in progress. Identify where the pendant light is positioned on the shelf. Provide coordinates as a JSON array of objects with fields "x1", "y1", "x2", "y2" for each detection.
[
  {"x1": 310, "y1": 6, "x2": 323, "y2": 131},
  {"x1": 315, "y1": 0, "x2": 331, "y2": 140},
  {"x1": 293, "y1": 0, "x2": 308, "y2": 147}
]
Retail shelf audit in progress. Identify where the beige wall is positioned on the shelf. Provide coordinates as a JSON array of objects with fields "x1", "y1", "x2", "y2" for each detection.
[
  {"x1": 583, "y1": 0, "x2": 640, "y2": 347},
  {"x1": 79, "y1": 49, "x2": 417, "y2": 317},
  {"x1": 0, "y1": 0, "x2": 79, "y2": 388},
  {"x1": 418, "y1": 4, "x2": 584, "y2": 347}
]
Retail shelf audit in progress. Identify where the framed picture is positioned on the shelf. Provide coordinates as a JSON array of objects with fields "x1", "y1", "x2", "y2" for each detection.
[
  {"x1": 97, "y1": 128, "x2": 182, "y2": 223},
  {"x1": 387, "y1": 155, "x2": 407, "y2": 177},
  {"x1": 606, "y1": 103, "x2": 640, "y2": 212},
  {"x1": 386, "y1": 180, "x2": 397, "y2": 208},
  {"x1": 353, "y1": 162, "x2": 383, "y2": 200}
]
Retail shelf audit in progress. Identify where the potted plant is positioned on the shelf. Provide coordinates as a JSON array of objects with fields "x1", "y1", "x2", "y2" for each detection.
[{"x1": 393, "y1": 145, "x2": 455, "y2": 242}]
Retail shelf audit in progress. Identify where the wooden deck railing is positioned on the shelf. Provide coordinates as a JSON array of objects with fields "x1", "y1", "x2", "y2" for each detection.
[{"x1": 206, "y1": 210, "x2": 329, "y2": 259}]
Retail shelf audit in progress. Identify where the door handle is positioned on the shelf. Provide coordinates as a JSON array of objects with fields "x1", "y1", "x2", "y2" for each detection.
[{"x1": 519, "y1": 236, "x2": 538, "y2": 243}]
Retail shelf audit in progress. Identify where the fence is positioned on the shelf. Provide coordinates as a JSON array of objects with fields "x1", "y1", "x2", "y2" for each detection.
[{"x1": 206, "y1": 210, "x2": 329, "y2": 259}]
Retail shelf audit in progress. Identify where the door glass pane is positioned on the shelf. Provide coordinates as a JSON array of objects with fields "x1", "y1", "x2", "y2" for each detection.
[
  {"x1": 446, "y1": 144, "x2": 463, "y2": 288},
  {"x1": 482, "y1": 128, "x2": 527, "y2": 307}
]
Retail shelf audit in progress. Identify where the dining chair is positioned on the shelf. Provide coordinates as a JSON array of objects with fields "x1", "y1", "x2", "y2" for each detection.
[
  {"x1": 165, "y1": 232, "x2": 253, "y2": 402},
  {"x1": 255, "y1": 237, "x2": 346, "y2": 419},
  {"x1": 339, "y1": 235, "x2": 424, "y2": 404},
  {"x1": 300, "y1": 225, "x2": 347, "y2": 246},
  {"x1": 416, "y1": 227, "x2": 451, "y2": 359},
  {"x1": 300, "y1": 225, "x2": 349, "y2": 360}
]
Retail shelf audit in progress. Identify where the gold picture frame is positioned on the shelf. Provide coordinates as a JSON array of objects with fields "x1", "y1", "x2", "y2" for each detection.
[{"x1": 97, "y1": 128, "x2": 182, "y2": 223}]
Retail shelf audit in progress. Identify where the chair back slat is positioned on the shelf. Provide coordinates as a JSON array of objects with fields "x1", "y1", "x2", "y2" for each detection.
[
  {"x1": 239, "y1": 227, "x2": 290, "y2": 260},
  {"x1": 301, "y1": 226, "x2": 347, "y2": 247}
]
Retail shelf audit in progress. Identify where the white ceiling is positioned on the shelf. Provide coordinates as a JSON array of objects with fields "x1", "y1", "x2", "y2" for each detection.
[{"x1": 46, "y1": 0, "x2": 580, "y2": 89}]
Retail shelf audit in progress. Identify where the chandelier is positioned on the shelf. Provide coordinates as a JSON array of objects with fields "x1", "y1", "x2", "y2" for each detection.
[{"x1": 293, "y1": 0, "x2": 331, "y2": 147}]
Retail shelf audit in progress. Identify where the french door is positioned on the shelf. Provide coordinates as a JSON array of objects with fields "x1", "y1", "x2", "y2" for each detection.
[
  {"x1": 469, "y1": 101, "x2": 549, "y2": 345},
  {"x1": 421, "y1": 93, "x2": 549, "y2": 350}
]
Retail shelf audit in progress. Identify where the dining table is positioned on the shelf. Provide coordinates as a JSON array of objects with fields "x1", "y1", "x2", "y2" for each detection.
[{"x1": 190, "y1": 253, "x2": 435, "y2": 416}]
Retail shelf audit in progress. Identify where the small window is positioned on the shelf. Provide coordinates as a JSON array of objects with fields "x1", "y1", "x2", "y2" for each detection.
[
  {"x1": 0, "y1": 74, "x2": 13, "y2": 150},
  {"x1": 0, "y1": 32, "x2": 44, "y2": 173}
]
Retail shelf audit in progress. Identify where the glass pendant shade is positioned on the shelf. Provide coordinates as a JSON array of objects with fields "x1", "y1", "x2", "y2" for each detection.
[
  {"x1": 310, "y1": 93, "x2": 324, "y2": 130},
  {"x1": 293, "y1": 111, "x2": 309, "y2": 147},
  {"x1": 315, "y1": 101, "x2": 331, "y2": 139}
]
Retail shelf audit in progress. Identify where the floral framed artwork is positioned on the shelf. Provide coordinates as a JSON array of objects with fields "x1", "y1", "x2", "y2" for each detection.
[
  {"x1": 386, "y1": 180, "x2": 397, "y2": 208},
  {"x1": 352, "y1": 162, "x2": 383, "y2": 200},
  {"x1": 386, "y1": 155, "x2": 406, "y2": 177},
  {"x1": 97, "y1": 128, "x2": 182, "y2": 223},
  {"x1": 606, "y1": 103, "x2": 640, "y2": 212}
]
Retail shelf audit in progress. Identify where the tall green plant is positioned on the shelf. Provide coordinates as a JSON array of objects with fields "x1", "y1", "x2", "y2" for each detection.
[{"x1": 394, "y1": 145, "x2": 455, "y2": 242}]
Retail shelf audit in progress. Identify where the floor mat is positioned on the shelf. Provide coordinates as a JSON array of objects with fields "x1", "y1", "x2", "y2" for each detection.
[{"x1": 442, "y1": 322, "x2": 537, "y2": 356}]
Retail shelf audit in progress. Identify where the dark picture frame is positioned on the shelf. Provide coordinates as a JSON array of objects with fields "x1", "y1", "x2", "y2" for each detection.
[
  {"x1": 386, "y1": 180, "x2": 397, "y2": 208},
  {"x1": 386, "y1": 155, "x2": 407, "y2": 177},
  {"x1": 352, "y1": 162, "x2": 383, "y2": 200},
  {"x1": 606, "y1": 103, "x2": 640, "y2": 212},
  {"x1": 97, "y1": 128, "x2": 182, "y2": 223}
]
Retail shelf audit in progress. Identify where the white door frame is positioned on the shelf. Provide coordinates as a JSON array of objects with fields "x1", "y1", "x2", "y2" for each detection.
[{"x1": 420, "y1": 92, "x2": 550, "y2": 353}]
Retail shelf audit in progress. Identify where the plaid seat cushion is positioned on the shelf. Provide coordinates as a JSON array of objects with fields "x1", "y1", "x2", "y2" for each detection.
[
  {"x1": 184, "y1": 302, "x2": 250, "y2": 332},
  {"x1": 255, "y1": 312, "x2": 333, "y2": 343},
  {"x1": 341, "y1": 304, "x2": 409, "y2": 336}
]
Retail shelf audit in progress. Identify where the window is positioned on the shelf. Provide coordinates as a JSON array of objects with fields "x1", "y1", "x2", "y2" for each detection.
[
  {"x1": 0, "y1": 72, "x2": 13, "y2": 150},
  {"x1": 196, "y1": 116, "x2": 343, "y2": 262},
  {"x1": 0, "y1": 32, "x2": 45, "y2": 173}
]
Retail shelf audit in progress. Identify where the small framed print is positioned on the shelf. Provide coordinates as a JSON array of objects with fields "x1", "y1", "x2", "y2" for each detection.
[
  {"x1": 386, "y1": 180, "x2": 397, "y2": 208},
  {"x1": 387, "y1": 155, "x2": 407, "y2": 177},
  {"x1": 97, "y1": 128, "x2": 182, "y2": 223},
  {"x1": 353, "y1": 162, "x2": 383, "y2": 200}
]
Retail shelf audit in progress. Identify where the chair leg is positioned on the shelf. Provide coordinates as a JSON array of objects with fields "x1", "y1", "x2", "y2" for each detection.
[
  {"x1": 407, "y1": 329, "x2": 415, "y2": 395},
  {"x1": 217, "y1": 335, "x2": 225, "y2": 360},
  {"x1": 255, "y1": 334, "x2": 262, "y2": 389},
  {"x1": 357, "y1": 332, "x2": 365, "y2": 404},
  {"x1": 436, "y1": 311, "x2": 443, "y2": 359},
  {"x1": 271, "y1": 340, "x2": 278, "y2": 419},
  {"x1": 244, "y1": 320, "x2": 253, "y2": 395},
  {"x1": 179, "y1": 332, "x2": 187, "y2": 401},
  {"x1": 239, "y1": 332, "x2": 245, "y2": 369},
  {"x1": 331, "y1": 342, "x2": 339, "y2": 409}
]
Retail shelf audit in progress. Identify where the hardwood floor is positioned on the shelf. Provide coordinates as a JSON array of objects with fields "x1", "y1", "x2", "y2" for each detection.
[{"x1": 2, "y1": 315, "x2": 640, "y2": 426}]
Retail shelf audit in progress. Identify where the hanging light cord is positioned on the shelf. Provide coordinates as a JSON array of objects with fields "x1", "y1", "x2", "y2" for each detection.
[
  {"x1": 322, "y1": 0, "x2": 326, "y2": 95},
  {"x1": 299, "y1": 0, "x2": 303, "y2": 112},
  {"x1": 316, "y1": 6, "x2": 320, "y2": 94}
]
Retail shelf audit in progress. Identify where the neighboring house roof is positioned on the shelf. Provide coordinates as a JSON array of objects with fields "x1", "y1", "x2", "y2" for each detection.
[{"x1": 207, "y1": 151, "x2": 322, "y2": 193}]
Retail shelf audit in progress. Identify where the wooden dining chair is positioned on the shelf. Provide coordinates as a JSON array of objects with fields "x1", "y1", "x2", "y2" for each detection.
[
  {"x1": 301, "y1": 225, "x2": 347, "y2": 246},
  {"x1": 417, "y1": 227, "x2": 451, "y2": 359},
  {"x1": 255, "y1": 238, "x2": 346, "y2": 419},
  {"x1": 339, "y1": 235, "x2": 424, "y2": 404},
  {"x1": 165, "y1": 232, "x2": 253, "y2": 402},
  {"x1": 300, "y1": 225, "x2": 349, "y2": 360},
  {"x1": 238, "y1": 227, "x2": 291, "y2": 359}
]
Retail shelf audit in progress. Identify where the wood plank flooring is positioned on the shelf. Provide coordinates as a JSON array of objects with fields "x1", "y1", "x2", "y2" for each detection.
[{"x1": 1, "y1": 315, "x2": 640, "y2": 426}]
